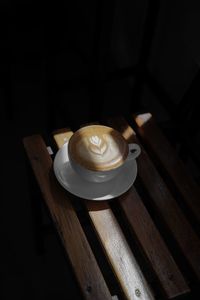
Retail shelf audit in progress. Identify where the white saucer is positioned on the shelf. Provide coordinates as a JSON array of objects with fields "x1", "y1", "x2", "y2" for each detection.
[{"x1": 53, "y1": 142, "x2": 138, "y2": 201}]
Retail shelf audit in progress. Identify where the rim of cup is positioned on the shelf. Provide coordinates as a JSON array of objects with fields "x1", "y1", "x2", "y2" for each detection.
[{"x1": 68, "y1": 125, "x2": 130, "y2": 172}]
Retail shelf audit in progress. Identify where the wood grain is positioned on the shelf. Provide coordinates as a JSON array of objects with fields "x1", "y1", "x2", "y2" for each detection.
[
  {"x1": 133, "y1": 113, "x2": 200, "y2": 224},
  {"x1": 86, "y1": 201, "x2": 155, "y2": 300},
  {"x1": 23, "y1": 135, "x2": 112, "y2": 300},
  {"x1": 108, "y1": 116, "x2": 200, "y2": 281},
  {"x1": 53, "y1": 129, "x2": 155, "y2": 300},
  {"x1": 119, "y1": 187, "x2": 189, "y2": 299}
]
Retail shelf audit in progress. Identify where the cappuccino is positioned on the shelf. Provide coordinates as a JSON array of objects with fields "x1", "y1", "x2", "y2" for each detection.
[
  {"x1": 68, "y1": 125, "x2": 141, "y2": 183},
  {"x1": 68, "y1": 125, "x2": 128, "y2": 172}
]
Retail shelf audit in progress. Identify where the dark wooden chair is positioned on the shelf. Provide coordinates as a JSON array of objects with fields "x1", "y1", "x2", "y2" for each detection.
[{"x1": 23, "y1": 113, "x2": 200, "y2": 300}]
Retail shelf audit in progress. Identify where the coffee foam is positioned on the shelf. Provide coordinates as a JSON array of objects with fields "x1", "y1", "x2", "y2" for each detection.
[{"x1": 68, "y1": 125, "x2": 128, "y2": 171}]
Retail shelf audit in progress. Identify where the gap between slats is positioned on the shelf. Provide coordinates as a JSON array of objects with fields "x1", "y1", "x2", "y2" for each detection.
[{"x1": 116, "y1": 186, "x2": 190, "y2": 299}]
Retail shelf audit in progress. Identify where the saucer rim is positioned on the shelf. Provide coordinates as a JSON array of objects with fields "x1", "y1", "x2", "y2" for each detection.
[{"x1": 53, "y1": 142, "x2": 137, "y2": 201}]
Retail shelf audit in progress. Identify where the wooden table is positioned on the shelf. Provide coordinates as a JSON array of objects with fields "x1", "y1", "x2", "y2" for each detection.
[{"x1": 23, "y1": 114, "x2": 200, "y2": 300}]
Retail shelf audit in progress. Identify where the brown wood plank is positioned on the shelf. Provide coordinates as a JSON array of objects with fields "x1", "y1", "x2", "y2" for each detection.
[
  {"x1": 86, "y1": 201, "x2": 155, "y2": 300},
  {"x1": 133, "y1": 113, "x2": 200, "y2": 224},
  {"x1": 53, "y1": 128, "x2": 73, "y2": 148},
  {"x1": 119, "y1": 187, "x2": 189, "y2": 299},
  {"x1": 53, "y1": 129, "x2": 155, "y2": 300},
  {"x1": 23, "y1": 135, "x2": 112, "y2": 300},
  {"x1": 107, "y1": 116, "x2": 200, "y2": 281}
]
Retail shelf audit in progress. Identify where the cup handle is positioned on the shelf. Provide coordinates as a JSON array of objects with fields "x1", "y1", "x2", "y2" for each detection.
[{"x1": 127, "y1": 143, "x2": 141, "y2": 161}]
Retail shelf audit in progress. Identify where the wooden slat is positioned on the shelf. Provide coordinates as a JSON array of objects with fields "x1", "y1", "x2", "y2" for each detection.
[
  {"x1": 53, "y1": 130, "x2": 155, "y2": 300},
  {"x1": 23, "y1": 135, "x2": 112, "y2": 300},
  {"x1": 86, "y1": 201, "x2": 154, "y2": 300},
  {"x1": 53, "y1": 128, "x2": 73, "y2": 148},
  {"x1": 133, "y1": 113, "x2": 200, "y2": 224},
  {"x1": 108, "y1": 117, "x2": 200, "y2": 281},
  {"x1": 118, "y1": 187, "x2": 189, "y2": 299}
]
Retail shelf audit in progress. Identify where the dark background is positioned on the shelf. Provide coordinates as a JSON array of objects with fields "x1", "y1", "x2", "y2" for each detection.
[{"x1": 1, "y1": 1, "x2": 200, "y2": 299}]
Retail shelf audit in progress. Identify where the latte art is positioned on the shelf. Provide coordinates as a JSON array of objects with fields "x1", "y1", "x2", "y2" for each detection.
[
  {"x1": 77, "y1": 134, "x2": 123, "y2": 166},
  {"x1": 68, "y1": 125, "x2": 129, "y2": 171},
  {"x1": 89, "y1": 135, "x2": 107, "y2": 156}
]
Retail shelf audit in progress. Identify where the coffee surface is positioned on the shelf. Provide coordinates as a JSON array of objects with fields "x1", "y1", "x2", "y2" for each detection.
[{"x1": 68, "y1": 125, "x2": 128, "y2": 171}]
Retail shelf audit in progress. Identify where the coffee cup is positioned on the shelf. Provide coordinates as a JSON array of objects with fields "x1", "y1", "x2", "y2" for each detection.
[{"x1": 68, "y1": 125, "x2": 141, "y2": 183}]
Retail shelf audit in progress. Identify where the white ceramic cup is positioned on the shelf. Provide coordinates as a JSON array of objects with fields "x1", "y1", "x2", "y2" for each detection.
[{"x1": 68, "y1": 125, "x2": 141, "y2": 183}]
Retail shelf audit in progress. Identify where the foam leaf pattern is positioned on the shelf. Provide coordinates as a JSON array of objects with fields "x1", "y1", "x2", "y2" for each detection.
[{"x1": 89, "y1": 135, "x2": 107, "y2": 155}]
